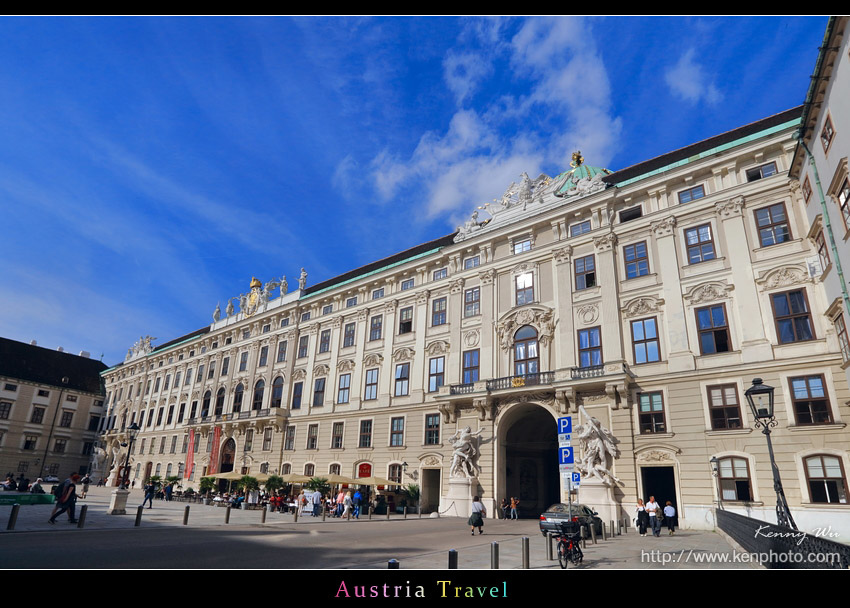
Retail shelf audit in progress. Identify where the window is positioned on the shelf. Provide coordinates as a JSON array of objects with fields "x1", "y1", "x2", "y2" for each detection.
[
  {"x1": 281, "y1": 317, "x2": 290, "y2": 327},
  {"x1": 284, "y1": 426, "x2": 295, "y2": 450},
  {"x1": 425, "y1": 414, "x2": 440, "y2": 445},
  {"x1": 696, "y1": 304, "x2": 731, "y2": 354},
  {"x1": 359, "y1": 420, "x2": 372, "y2": 448},
  {"x1": 364, "y1": 369, "x2": 378, "y2": 400},
  {"x1": 343, "y1": 323, "x2": 356, "y2": 348},
  {"x1": 220, "y1": 357, "x2": 229, "y2": 376},
  {"x1": 678, "y1": 184, "x2": 705, "y2": 204},
  {"x1": 464, "y1": 287, "x2": 480, "y2": 317},
  {"x1": 429, "y1": 357, "x2": 445, "y2": 392},
  {"x1": 515, "y1": 272, "x2": 534, "y2": 305},
  {"x1": 3, "y1": 383, "x2": 17, "y2": 392},
  {"x1": 685, "y1": 224, "x2": 715, "y2": 264},
  {"x1": 618, "y1": 206, "x2": 642, "y2": 223},
  {"x1": 301, "y1": 311, "x2": 311, "y2": 322},
  {"x1": 755, "y1": 203, "x2": 791, "y2": 247},
  {"x1": 462, "y1": 350, "x2": 480, "y2": 384},
  {"x1": 802, "y1": 176, "x2": 813, "y2": 204},
  {"x1": 578, "y1": 327, "x2": 602, "y2": 368},
  {"x1": 372, "y1": 288, "x2": 384, "y2": 300},
  {"x1": 252, "y1": 380, "x2": 265, "y2": 411},
  {"x1": 390, "y1": 417, "x2": 404, "y2": 446},
  {"x1": 570, "y1": 220, "x2": 591, "y2": 237},
  {"x1": 432, "y1": 298, "x2": 447, "y2": 326},
  {"x1": 53, "y1": 439, "x2": 67, "y2": 453},
  {"x1": 307, "y1": 424, "x2": 318, "y2": 449},
  {"x1": 164, "y1": 374, "x2": 171, "y2": 390},
  {"x1": 207, "y1": 363, "x2": 216, "y2": 379},
  {"x1": 638, "y1": 392, "x2": 666, "y2": 434},
  {"x1": 370, "y1": 315, "x2": 383, "y2": 341},
  {"x1": 319, "y1": 329, "x2": 331, "y2": 353},
  {"x1": 332, "y1": 422, "x2": 344, "y2": 449},
  {"x1": 31, "y1": 407, "x2": 45, "y2": 424},
  {"x1": 313, "y1": 378, "x2": 326, "y2": 407},
  {"x1": 401, "y1": 278, "x2": 414, "y2": 291},
  {"x1": 624, "y1": 242, "x2": 649, "y2": 279},
  {"x1": 263, "y1": 428, "x2": 273, "y2": 451},
  {"x1": 816, "y1": 231, "x2": 830, "y2": 271},
  {"x1": 233, "y1": 384, "x2": 244, "y2": 413},
  {"x1": 820, "y1": 115, "x2": 835, "y2": 153},
  {"x1": 277, "y1": 341, "x2": 287, "y2": 363},
  {"x1": 0, "y1": 402, "x2": 10, "y2": 419},
  {"x1": 23, "y1": 435, "x2": 37, "y2": 450},
  {"x1": 346, "y1": 296, "x2": 358, "y2": 308},
  {"x1": 337, "y1": 374, "x2": 351, "y2": 404},
  {"x1": 83, "y1": 442, "x2": 94, "y2": 456},
  {"x1": 259, "y1": 346, "x2": 269, "y2": 367},
  {"x1": 239, "y1": 352, "x2": 249, "y2": 371},
  {"x1": 513, "y1": 238, "x2": 532, "y2": 254},
  {"x1": 707, "y1": 385, "x2": 742, "y2": 430},
  {"x1": 746, "y1": 162, "x2": 777, "y2": 182},
  {"x1": 298, "y1": 336, "x2": 309, "y2": 358},
  {"x1": 805, "y1": 455, "x2": 847, "y2": 504},
  {"x1": 464, "y1": 256, "x2": 480, "y2": 269},
  {"x1": 835, "y1": 315, "x2": 850, "y2": 362},
  {"x1": 186, "y1": 369, "x2": 193, "y2": 384},
  {"x1": 631, "y1": 318, "x2": 660, "y2": 364},
  {"x1": 837, "y1": 178, "x2": 850, "y2": 229},
  {"x1": 789, "y1": 375, "x2": 832, "y2": 425},
  {"x1": 433, "y1": 268, "x2": 447, "y2": 281},
  {"x1": 513, "y1": 326, "x2": 539, "y2": 376},
  {"x1": 291, "y1": 382, "x2": 303, "y2": 409},
  {"x1": 394, "y1": 363, "x2": 410, "y2": 396},
  {"x1": 575, "y1": 255, "x2": 596, "y2": 290},
  {"x1": 771, "y1": 289, "x2": 814, "y2": 344},
  {"x1": 398, "y1": 308, "x2": 413, "y2": 334},
  {"x1": 304, "y1": 463, "x2": 315, "y2": 477},
  {"x1": 59, "y1": 411, "x2": 73, "y2": 428},
  {"x1": 244, "y1": 429, "x2": 255, "y2": 451},
  {"x1": 271, "y1": 377, "x2": 284, "y2": 408},
  {"x1": 262, "y1": 324, "x2": 270, "y2": 334},
  {"x1": 718, "y1": 457, "x2": 752, "y2": 501},
  {"x1": 323, "y1": 304, "x2": 333, "y2": 315}
]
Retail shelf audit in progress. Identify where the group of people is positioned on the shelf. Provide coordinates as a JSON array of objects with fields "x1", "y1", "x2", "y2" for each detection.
[
  {"x1": 5, "y1": 473, "x2": 92, "y2": 498},
  {"x1": 292, "y1": 489, "x2": 367, "y2": 519},
  {"x1": 635, "y1": 496, "x2": 677, "y2": 537},
  {"x1": 498, "y1": 497, "x2": 521, "y2": 520}
]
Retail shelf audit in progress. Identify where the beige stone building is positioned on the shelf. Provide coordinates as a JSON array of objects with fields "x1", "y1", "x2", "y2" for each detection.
[{"x1": 99, "y1": 105, "x2": 850, "y2": 535}]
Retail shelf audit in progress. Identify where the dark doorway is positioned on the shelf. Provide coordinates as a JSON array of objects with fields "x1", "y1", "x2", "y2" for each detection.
[
  {"x1": 504, "y1": 405, "x2": 559, "y2": 518},
  {"x1": 220, "y1": 438, "x2": 235, "y2": 473},
  {"x1": 641, "y1": 466, "x2": 678, "y2": 512},
  {"x1": 421, "y1": 468, "x2": 441, "y2": 513}
]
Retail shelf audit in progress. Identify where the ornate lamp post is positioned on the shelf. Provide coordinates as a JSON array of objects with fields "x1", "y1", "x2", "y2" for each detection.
[
  {"x1": 743, "y1": 378, "x2": 797, "y2": 530},
  {"x1": 119, "y1": 423, "x2": 140, "y2": 490}
]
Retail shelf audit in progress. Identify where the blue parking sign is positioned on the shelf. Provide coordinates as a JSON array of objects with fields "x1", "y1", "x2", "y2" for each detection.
[
  {"x1": 558, "y1": 446, "x2": 574, "y2": 465},
  {"x1": 557, "y1": 416, "x2": 572, "y2": 435}
]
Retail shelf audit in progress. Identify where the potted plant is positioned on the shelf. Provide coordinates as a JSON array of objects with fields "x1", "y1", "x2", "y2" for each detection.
[
  {"x1": 404, "y1": 483, "x2": 421, "y2": 514},
  {"x1": 237, "y1": 475, "x2": 259, "y2": 509},
  {"x1": 199, "y1": 476, "x2": 217, "y2": 505}
]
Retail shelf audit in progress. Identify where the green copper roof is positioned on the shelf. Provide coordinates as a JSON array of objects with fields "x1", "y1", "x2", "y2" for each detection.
[{"x1": 553, "y1": 163, "x2": 612, "y2": 195}]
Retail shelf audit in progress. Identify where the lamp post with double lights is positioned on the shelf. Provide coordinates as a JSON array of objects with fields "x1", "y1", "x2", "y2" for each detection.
[
  {"x1": 119, "y1": 423, "x2": 140, "y2": 490},
  {"x1": 743, "y1": 378, "x2": 798, "y2": 530}
]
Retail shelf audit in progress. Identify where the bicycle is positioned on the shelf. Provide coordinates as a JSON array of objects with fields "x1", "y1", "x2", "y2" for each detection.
[{"x1": 555, "y1": 522, "x2": 584, "y2": 568}]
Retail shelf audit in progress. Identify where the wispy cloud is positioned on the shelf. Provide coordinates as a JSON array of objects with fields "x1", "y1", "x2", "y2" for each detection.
[{"x1": 664, "y1": 48, "x2": 723, "y2": 105}]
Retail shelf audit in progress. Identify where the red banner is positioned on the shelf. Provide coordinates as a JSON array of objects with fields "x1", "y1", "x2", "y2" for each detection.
[
  {"x1": 208, "y1": 426, "x2": 221, "y2": 474},
  {"x1": 185, "y1": 429, "x2": 195, "y2": 479}
]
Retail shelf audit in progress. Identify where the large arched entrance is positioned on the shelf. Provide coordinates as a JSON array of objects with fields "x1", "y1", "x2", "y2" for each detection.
[
  {"x1": 498, "y1": 403, "x2": 559, "y2": 518},
  {"x1": 220, "y1": 438, "x2": 236, "y2": 473}
]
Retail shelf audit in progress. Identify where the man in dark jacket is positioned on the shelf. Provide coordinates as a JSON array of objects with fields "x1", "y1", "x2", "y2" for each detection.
[{"x1": 48, "y1": 474, "x2": 80, "y2": 524}]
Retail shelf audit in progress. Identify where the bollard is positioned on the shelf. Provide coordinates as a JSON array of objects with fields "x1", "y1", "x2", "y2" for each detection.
[
  {"x1": 590, "y1": 523, "x2": 597, "y2": 544},
  {"x1": 294, "y1": 507, "x2": 299, "y2": 523},
  {"x1": 183, "y1": 505, "x2": 190, "y2": 525},
  {"x1": 521, "y1": 537, "x2": 530, "y2": 569},
  {"x1": 602, "y1": 522, "x2": 607, "y2": 541},
  {"x1": 225, "y1": 506, "x2": 231, "y2": 524},
  {"x1": 368, "y1": 506, "x2": 373, "y2": 520},
  {"x1": 78, "y1": 505, "x2": 87, "y2": 528},
  {"x1": 261, "y1": 508, "x2": 267, "y2": 524},
  {"x1": 611, "y1": 520, "x2": 616, "y2": 537},
  {"x1": 580, "y1": 524, "x2": 588, "y2": 549},
  {"x1": 448, "y1": 549, "x2": 458, "y2": 569},
  {"x1": 404, "y1": 506, "x2": 407, "y2": 519},
  {"x1": 323, "y1": 504, "x2": 327, "y2": 521},
  {"x1": 347, "y1": 509, "x2": 351, "y2": 521},
  {"x1": 6, "y1": 504, "x2": 20, "y2": 530},
  {"x1": 418, "y1": 505, "x2": 421, "y2": 519},
  {"x1": 135, "y1": 505, "x2": 144, "y2": 527},
  {"x1": 388, "y1": 559, "x2": 399, "y2": 569},
  {"x1": 546, "y1": 532, "x2": 554, "y2": 561},
  {"x1": 491, "y1": 541, "x2": 499, "y2": 569},
  {"x1": 386, "y1": 507, "x2": 390, "y2": 520}
]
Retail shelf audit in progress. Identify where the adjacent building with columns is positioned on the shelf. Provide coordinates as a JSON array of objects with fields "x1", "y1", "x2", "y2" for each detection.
[{"x1": 99, "y1": 104, "x2": 850, "y2": 535}]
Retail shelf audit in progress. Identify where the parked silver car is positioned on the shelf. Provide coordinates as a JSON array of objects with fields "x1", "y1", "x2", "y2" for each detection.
[{"x1": 538, "y1": 503, "x2": 603, "y2": 536}]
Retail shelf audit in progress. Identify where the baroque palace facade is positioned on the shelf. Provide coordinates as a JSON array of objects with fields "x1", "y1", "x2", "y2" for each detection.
[{"x1": 99, "y1": 105, "x2": 850, "y2": 534}]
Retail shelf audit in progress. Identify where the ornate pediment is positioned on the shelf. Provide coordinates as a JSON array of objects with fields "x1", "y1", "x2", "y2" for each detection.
[
  {"x1": 755, "y1": 264, "x2": 811, "y2": 291},
  {"x1": 683, "y1": 281, "x2": 734, "y2": 304},
  {"x1": 425, "y1": 340, "x2": 450, "y2": 356},
  {"x1": 393, "y1": 347, "x2": 415, "y2": 362},
  {"x1": 621, "y1": 296, "x2": 665, "y2": 319},
  {"x1": 313, "y1": 364, "x2": 329, "y2": 377},
  {"x1": 363, "y1": 353, "x2": 383, "y2": 367},
  {"x1": 292, "y1": 368, "x2": 307, "y2": 382},
  {"x1": 495, "y1": 304, "x2": 556, "y2": 351},
  {"x1": 337, "y1": 359, "x2": 355, "y2": 372}
]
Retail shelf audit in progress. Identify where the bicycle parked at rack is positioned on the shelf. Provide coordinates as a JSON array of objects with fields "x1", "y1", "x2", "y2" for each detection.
[{"x1": 555, "y1": 521, "x2": 584, "y2": 568}]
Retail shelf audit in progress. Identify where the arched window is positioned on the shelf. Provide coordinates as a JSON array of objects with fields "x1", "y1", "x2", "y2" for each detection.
[
  {"x1": 202, "y1": 390, "x2": 211, "y2": 417},
  {"x1": 282, "y1": 463, "x2": 292, "y2": 475},
  {"x1": 215, "y1": 388, "x2": 226, "y2": 416},
  {"x1": 330, "y1": 463, "x2": 341, "y2": 475},
  {"x1": 513, "y1": 325, "x2": 539, "y2": 376},
  {"x1": 166, "y1": 463, "x2": 173, "y2": 477},
  {"x1": 805, "y1": 455, "x2": 848, "y2": 504},
  {"x1": 271, "y1": 376, "x2": 284, "y2": 408},
  {"x1": 304, "y1": 463, "x2": 315, "y2": 477},
  {"x1": 717, "y1": 457, "x2": 752, "y2": 501},
  {"x1": 233, "y1": 384, "x2": 244, "y2": 413},
  {"x1": 253, "y1": 380, "x2": 265, "y2": 411},
  {"x1": 260, "y1": 462, "x2": 269, "y2": 474}
]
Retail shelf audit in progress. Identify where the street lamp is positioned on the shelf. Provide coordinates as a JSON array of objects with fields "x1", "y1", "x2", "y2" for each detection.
[
  {"x1": 119, "y1": 423, "x2": 140, "y2": 490},
  {"x1": 743, "y1": 378, "x2": 797, "y2": 530}
]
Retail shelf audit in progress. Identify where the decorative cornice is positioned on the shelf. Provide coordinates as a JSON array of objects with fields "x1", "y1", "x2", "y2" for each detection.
[
  {"x1": 425, "y1": 340, "x2": 450, "y2": 356},
  {"x1": 393, "y1": 347, "x2": 415, "y2": 362},
  {"x1": 683, "y1": 281, "x2": 734, "y2": 304},
  {"x1": 337, "y1": 359, "x2": 355, "y2": 372},
  {"x1": 593, "y1": 232, "x2": 617, "y2": 251},
  {"x1": 291, "y1": 368, "x2": 307, "y2": 382},
  {"x1": 363, "y1": 353, "x2": 383, "y2": 368},
  {"x1": 449, "y1": 278, "x2": 465, "y2": 294},
  {"x1": 755, "y1": 264, "x2": 812, "y2": 291},
  {"x1": 715, "y1": 196, "x2": 745, "y2": 218},
  {"x1": 650, "y1": 216, "x2": 677, "y2": 237},
  {"x1": 479, "y1": 269, "x2": 496, "y2": 285},
  {"x1": 313, "y1": 363, "x2": 329, "y2": 377},
  {"x1": 552, "y1": 245, "x2": 573, "y2": 264},
  {"x1": 621, "y1": 296, "x2": 665, "y2": 318}
]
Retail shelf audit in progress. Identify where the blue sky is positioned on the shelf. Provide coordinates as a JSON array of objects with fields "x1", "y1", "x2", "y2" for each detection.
[{"x1": 0, "y1": 16, "x2": 828, "y2": 365}]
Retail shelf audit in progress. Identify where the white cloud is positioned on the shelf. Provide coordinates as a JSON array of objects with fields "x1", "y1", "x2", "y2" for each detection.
[
  {"x1": 664, "y1": 48, "x2": 723, "y2": 105},
  {"x1": 443, "y1": 50, "x2": 493, "y2": 106}
]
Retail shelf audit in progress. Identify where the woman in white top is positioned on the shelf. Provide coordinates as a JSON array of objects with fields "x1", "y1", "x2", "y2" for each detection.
[{"x1": 468, "y1": 495, "x2": 486, "y2": 535}]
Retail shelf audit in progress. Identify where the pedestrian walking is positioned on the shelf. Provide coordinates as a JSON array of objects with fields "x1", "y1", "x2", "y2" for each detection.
[
  {"x1": 48, "y1": 474, "x2": 80, "y2": 524},
  {"x1": 468, "y1": 496, "x2": 486, "y2": 535},
  {"x1": 635, "y1": 498, "x2": 649, "y2": 536},
  {"x1": 142, "y1": 480, "x2": 156, "y2": 509},
  {"x1": 646, "y1": 495, "x2": 661, "y2": 537},
  {"x1": 80, "y1": 475, "x2": 91, "y2": 498},
  {"x1": 664, "y1": 501, "x2": 676, "y2": 535},
  {"x1": 353, "y1": 490, "x2": 362, "y2": 519},
  {"x1": 164, "y1": 483, "x2": 173, "y2": 502},
  {"x1": 342, "y1": 491, "x2": 353, "y2": 518},
  {"x1": 311, "y1": 490, "x2": 322, "y2": 517}
]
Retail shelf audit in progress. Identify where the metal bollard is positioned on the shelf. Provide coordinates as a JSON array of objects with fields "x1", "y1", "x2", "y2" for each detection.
[
  {"x1": 386, "y1": 507, "x2": 390, "y2": 520},
  {"x1": 491, "y1": 542, "x2": 499, "y2": 569},
  {"x1": 521, "y1": 537, "x2": 530, "y2": 569},
  {"x1": 77, "y1": 505, "x2": 87, "y2": 528},
  {"x1": 580, "y1": 524, "x2": 588, "y2": 548},
  {"x1": 448, "y1": 549, "x2": 458, "y2": 569},
  {"x1": 388, "y1": 559, "x2": 399, "y2": 569},
  {"x1": 590, "y1": 523, "x2": 597, "y2": 544},
  {"x1": 347, "y1": 509, "x2": 351, "y2": 521},
  {"x1": 368, "y1": 506, "x2": 372, "y2": 520},
  {"x1": 611, "y1": 520, "x2": 616, "y2": 537},
  {"x1": 135, "y1": 505, "x2": 144, "y2": 527},
  {"x1": 418, "y1": 505, "x2": 421, "y2": 519},
  {"x1": 546, "y1": 532, "x2": 554, "y2": 560},
  {"x1": 225, "y1": 506, "x2": 231, "y2": 524},
  {"x1": 6, "y1": 504, "x2": 20, "y2": 530},
  {"x1": 323, "y1": 504, "x2": 327, "y2": 521},
  {"x1": 261, "y1": 508, "x2": 267, "y2": 523},
  {"x1": 183, "y1": 505, "x2": 190, "y2": 525},
  {"x1": 294, "y1": 507, "x2": 299, "y2": 523},
  {"x1": 602, "y1": 522, "x2": 607, "y2": 541},
  {"x1": 404, "y1": 506, "x2": 407, "y2": 519}
]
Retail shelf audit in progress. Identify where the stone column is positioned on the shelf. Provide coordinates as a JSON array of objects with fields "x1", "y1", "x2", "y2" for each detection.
[
  {"x1": 479, "y1": 269, "x2": 497, "y2": 379},
  {"x1": 593, "y1": 233, "x2": 625, "y2": 364},
  {"x1": 552, "y1": 245, "x2": 575, "y2": 370}
]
